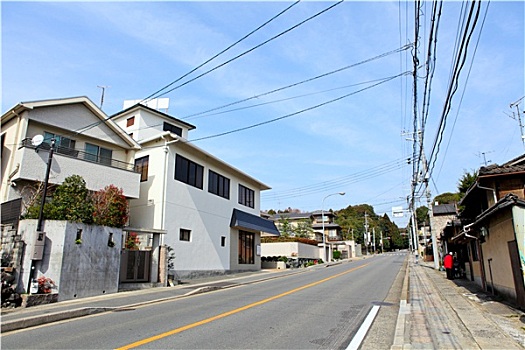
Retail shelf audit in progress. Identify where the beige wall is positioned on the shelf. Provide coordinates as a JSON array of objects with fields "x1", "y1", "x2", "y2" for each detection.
[{"x1": 481, "y1": 210, "x2": 516, "y2": 299}]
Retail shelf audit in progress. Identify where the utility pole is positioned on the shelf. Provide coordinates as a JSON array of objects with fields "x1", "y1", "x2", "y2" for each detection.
[
  {"x1": 364, "y1": 212, "x2": 369, "y2": 255},
  {"x1": 97, "y1": 85, "x2": 110, "y2": 109},
  {"x1": 372, "y1": 227, "x2": 376, "y2": 253}
]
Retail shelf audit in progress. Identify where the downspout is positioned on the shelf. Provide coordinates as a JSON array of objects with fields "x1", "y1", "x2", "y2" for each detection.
[
  {"x1": 477, "y1": 183, "x2": 497, "y2": 205},
  {"x1": 160, "y1": 136, "x2": 179, "y2": 234},
  {"x1": 3, "y1": 110, "x2": 23, "y2": 202},
  {"x1": 464, "y1": 225, "x2": 487, "y2": 291}
]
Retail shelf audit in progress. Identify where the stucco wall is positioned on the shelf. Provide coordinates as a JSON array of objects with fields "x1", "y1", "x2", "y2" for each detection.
[
  {"x1": 27, "y1": 104, "x2": 129, "y2": 148},
  {"x1": 15, "y1": 147, "x2": 140, "y2": 198},
  {"x1": 481, "y1": 210, "x2": 516, "y2": 299},
  {"x1": 17, "y1": 220, "x2": 122, "y2": 301},
  {"x1": 261, "y1": 242, "x2": 320, "y2": 259}
]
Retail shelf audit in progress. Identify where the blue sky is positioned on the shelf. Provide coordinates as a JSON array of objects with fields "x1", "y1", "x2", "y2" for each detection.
[{"x1": 2, "y1": 1, "x2": 524, "y2": 227}]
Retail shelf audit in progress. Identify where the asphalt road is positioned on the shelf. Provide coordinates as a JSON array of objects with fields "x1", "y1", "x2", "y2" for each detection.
[{"x1": 1, "y1": 253, "x2": 406, "y2": 349}]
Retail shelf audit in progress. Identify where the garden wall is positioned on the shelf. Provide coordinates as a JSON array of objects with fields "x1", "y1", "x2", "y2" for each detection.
[{"x1": 17, "y1": 220, "x2": 122, "y2": 301}]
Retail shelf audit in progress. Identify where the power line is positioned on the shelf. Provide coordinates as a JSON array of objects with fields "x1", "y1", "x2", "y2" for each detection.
[
  {"x1": 262, "y1": 157, "x2": 411, "y2": 201},
  {"x1": 141, "y1": 0, "x2": 301, "y2": 103},
  {"x1": 427, "y1": 0, "x2": 482, "y2": 179},
  {"x1": 182, "y1": 44, "x2": 413, "y2": 120},
  {"x1": 190, "y1": 71, "x2": 411, "y2": 142},
  {"x1": 148, "y1": 1, "x2": 345, "y2": 100}
]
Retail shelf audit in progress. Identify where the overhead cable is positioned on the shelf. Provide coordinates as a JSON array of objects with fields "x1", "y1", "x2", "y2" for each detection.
[
  {"x1": 142, "y1": 0, "x2": 301, "y2": 103},
  {"x1": 149, "y1": 1, "x2": 345, "y2": 100},
  {"x1": 183, "y1": 44, "x2": 413, "y2": 120},
  {"x1": 189, "y1": 71, "x2": 411, "y2": 142}
]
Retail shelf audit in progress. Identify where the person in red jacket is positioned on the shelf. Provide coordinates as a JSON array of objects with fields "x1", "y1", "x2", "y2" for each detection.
[{"x1": 443, "y1": 252, "x2": 454, "y2": 280}]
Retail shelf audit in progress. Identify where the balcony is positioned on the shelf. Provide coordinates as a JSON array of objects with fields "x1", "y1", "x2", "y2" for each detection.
[{"x1": 15, "y1": 139, "x2": 140, "y2": 198}]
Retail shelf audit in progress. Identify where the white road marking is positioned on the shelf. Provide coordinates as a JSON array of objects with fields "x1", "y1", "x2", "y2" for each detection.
[{"x1": 346, "y1": 304, "x2": 380, "y2": 350}]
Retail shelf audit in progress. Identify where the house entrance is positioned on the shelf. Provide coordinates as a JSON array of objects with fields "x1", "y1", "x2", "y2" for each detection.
[
  {"x1": 119, "y1": 231, "x2": 152, "y2": 283},
  {"x1": 120, "y1": 250, "x2": 151, "y2": 282}
]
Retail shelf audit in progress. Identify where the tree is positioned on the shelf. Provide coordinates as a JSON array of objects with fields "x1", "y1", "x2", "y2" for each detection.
[
  {"x1": 294, "y1": 219, "x2": 313, "y2": 238},
  {"x1": 277, "y1": 216, "x2": 293, "y2": 237},
  {"x1": 433, "y1": 192, "x2": 461, "y2": 204},
  {"x1": 458, "y1": 170, "x2": 478, "y2": 195},
  {"x1": 92, "y1": 184, "x2": 129, "y2": 228},
  {"x1": 27, "y1": 175, "x2": 94, "y2": 223},
  {"x1": 415, "y1": 206, "x2": 429, "y2": 226}
]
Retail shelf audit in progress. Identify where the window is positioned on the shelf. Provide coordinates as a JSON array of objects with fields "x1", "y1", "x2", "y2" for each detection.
[
  {"x1": 238, "y1": 231, "x2": 254, "y2": 264},
  {"x1": 126, "y1": 116, "x2": 135, "y2": 127},
  {"x1": 43, "y1": 132, "x2": 77, "y2": 156},
  {"x1": 238, "y1": 184, "x2": 255, "y2": 208},
  {"x1": 84, "y1": 143, "x2": 112, "y2": 166},
  {"x1": 163, "y1": 122, "x2": 182, "y2": 137},
  {"x1": 208, "y1": 170, "x2": 230, "y2": 199},
  {"x1": 221, "y1": 236, "x2": 226, "y2": 247},
  {"x1": 175, "y1": 154, "x2": 203, "y2": 189},
  {"x1": 180, "y1": 229, "x2": 191, "y2": 242},
  {"x1": 135, "y1": 156, "x2": 149, "y2": 182}
]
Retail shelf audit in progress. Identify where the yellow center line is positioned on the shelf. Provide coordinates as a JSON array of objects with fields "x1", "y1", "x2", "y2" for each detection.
[{"x1": 116, "y1": 263, "x2": 369, "y2": 350}]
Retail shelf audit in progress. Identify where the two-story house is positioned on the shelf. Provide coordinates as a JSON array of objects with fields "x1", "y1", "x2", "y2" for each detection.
[
  {"x1": 112, "y1": 102, "x2": 279, "y2": 279},
  {"x1": 453, "y1": 154, "x2": 525, "y2": 308},
  {"x1": 1, "y1": 96, "x2": 142, "y2": 297}
]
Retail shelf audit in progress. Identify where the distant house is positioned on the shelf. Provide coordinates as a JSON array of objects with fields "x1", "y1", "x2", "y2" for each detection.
[
  {"x1": 267, "y1": 210, "x2": 353, "y2": 262},
  {"x1": 453, "y1": 154, "x2": 525, "y2": 308},
  {"x1": 429, "y1": 203, "x2": 457, "y2": 263},
  {"x1": 0, "y1": 96, "x2": 142, "y2": 297},
  {"x1": 112, "y1": 102, "x2": 279, "y2": 279}
]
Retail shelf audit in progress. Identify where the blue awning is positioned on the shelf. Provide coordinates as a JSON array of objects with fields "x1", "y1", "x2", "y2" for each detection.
[{"x1": 230, "y1": 209, "x2": 280, "y2": 236}]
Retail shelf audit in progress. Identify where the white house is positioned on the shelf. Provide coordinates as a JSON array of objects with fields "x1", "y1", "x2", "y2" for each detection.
[
  {"x1": 112, "y1": 102, "x2": 279, "y2": 279},
  {"x1": 0, "y1": 96, "x2": 142, "y2": 295},
  {"x1": 1, "y1": 97, "x2": 141, "y2": 203}
]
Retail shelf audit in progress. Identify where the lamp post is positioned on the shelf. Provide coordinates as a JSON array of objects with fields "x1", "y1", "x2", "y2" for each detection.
[
  {"x1": 322, "y1": 192, "x2": 345, "y2": 263},
  {"x1": 28, "y1": 137, "x2": 55, "y2": 293}
]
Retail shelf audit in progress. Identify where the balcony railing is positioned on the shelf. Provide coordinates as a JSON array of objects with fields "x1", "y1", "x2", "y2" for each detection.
[{"x1": 20, "y1": 138, "x2": 137, "y2": 172}]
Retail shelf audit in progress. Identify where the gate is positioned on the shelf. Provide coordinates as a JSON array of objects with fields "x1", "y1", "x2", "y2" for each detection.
[{"x1": 120, "y1": 250, "x2": 151, "y2": 283}]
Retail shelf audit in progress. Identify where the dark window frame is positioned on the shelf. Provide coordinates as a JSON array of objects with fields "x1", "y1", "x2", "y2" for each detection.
[
  {"x1": 208, "y1": 170, "x2": 230, "y2": 199},
  {"x1": 126, "y1": 116, "x2": 135, "y2": 127},
  {"x1": 43, "y1": 131, "x2": 77, "y2": 156},
  {"x1": 135, "y1": 156, "x2": 149, "y2": 182},
  {"x1": 180, "y1": 229, "x2": 191, "y2": 242},
  {"x1": 84, "y1": 142, "x2": 113, "y2": 166},
  {"x1": 163, "y1": 122, "x2": 182, "y2": 137},
  {"x1": 238, "y1": 184, "x2": 255, "y2": 208},
  {"x1": 175, "y1": 154, "x2": 203, "y2": 189}
]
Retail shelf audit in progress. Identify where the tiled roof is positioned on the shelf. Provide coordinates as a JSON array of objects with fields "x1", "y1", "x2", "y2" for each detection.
[
  {"x1": 432, "y1": 203, "x2": 456, "y2": 215},
  {"x1": 479, "y1": 153, "x2": 525, "y2": 176},
  {"x1": 479, "y1": 163, "x2": 525, "y2": 176}
]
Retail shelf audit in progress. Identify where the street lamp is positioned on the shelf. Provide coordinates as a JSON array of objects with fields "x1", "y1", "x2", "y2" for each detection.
[
  {"x1": 28, "y1": 136, "x2": 55, "y2": 293},
  {"x1": 322, "y1": 192, "x2": 345, "y2": 263}
]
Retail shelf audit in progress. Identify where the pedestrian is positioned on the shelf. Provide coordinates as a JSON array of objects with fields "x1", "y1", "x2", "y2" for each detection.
[{"x1": 443, "y1": 252, "x2": 454, "y2": 280}]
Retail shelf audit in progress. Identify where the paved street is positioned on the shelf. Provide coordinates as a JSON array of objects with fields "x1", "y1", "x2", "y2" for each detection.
[
  {"x1": 2, "y1": 252, "x2": 524, "y2": 349},
  {"x1": 1, "y1": 255, "x2": 403, "y2": 349}
]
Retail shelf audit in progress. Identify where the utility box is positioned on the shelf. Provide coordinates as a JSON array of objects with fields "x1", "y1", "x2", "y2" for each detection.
[{"x1": 31, "y1": 231, "x2": 46, "y2": 260}]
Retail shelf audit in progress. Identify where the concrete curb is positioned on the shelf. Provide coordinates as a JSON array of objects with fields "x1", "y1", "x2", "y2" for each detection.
[
  {"x1": 1, "y1": 307, "x2": 115, "y2": 332},
  {"x1": 391, "y1": 255, "x2": 410, "y2": 350}
]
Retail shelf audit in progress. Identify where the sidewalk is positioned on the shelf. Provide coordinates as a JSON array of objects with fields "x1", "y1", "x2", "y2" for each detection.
[{"x1": 396, "y1": 256, "x2": 525, "y2": 349}]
